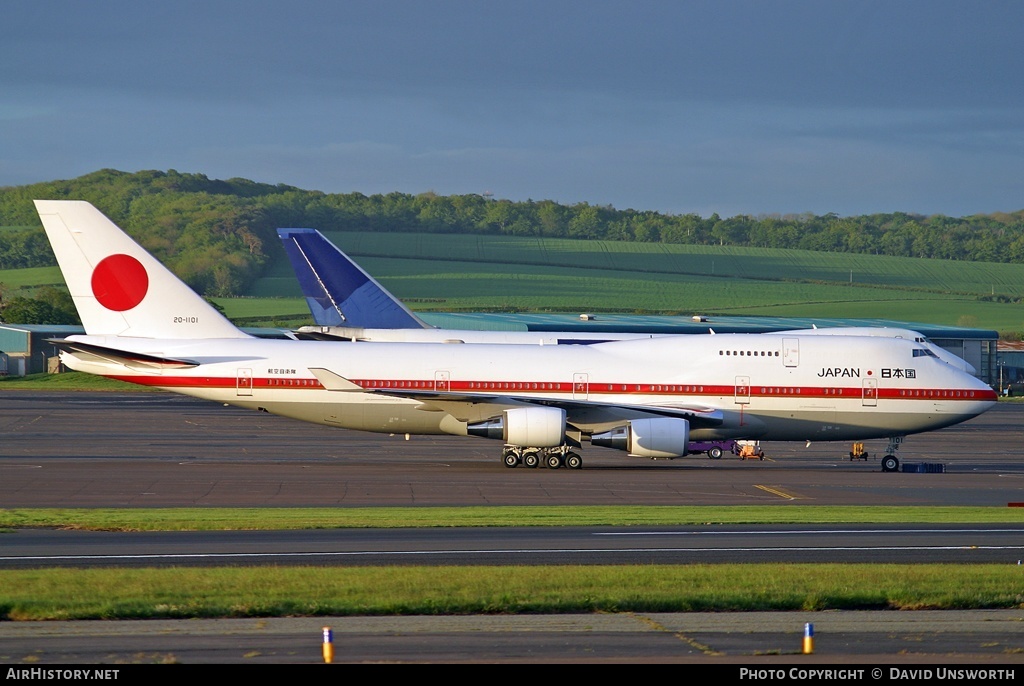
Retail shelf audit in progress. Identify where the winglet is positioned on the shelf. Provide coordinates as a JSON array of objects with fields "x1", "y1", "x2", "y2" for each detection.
[{"x1": 277, "y1": 228, "x2": 431, "y2": 329}]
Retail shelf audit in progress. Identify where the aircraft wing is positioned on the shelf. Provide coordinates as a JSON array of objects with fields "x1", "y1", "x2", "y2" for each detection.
[
  {"x1": 350, "y1": 393, "x2": 721, "y2": 434},
  {"x1": 309, "y1": 367, "x2": 723, "y2": 427}
]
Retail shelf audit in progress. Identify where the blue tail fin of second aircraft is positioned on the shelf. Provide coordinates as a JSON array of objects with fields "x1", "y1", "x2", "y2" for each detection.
[{"x1": 277, "y1": 228, "x2": 430, "y2": 329}]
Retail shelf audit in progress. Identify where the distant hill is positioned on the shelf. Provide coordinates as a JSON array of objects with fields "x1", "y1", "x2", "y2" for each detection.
[{"x1": 3, "y1": 169, "x2": 1024, "y2": 300}]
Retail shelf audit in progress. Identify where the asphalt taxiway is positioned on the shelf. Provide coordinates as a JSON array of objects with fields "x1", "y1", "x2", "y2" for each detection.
[
  {"x1": 1, "y1": 391, "x2": 1023, "y2": 664},
  {"x1": 2, "y1": 611, "x2": 1023, "y2": 665},
  {"x1": 2, "y1": 391, "x2": 1023, "y2": 508}
]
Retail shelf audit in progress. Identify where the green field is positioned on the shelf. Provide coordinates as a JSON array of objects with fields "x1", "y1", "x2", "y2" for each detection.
[
  {"x1": 255, "y1": 233, "x2": 1024, "y2": 331},
  {"x1": 0, "y1": 265, "x2": 65, "y2": 289},
  {"x1": 5, "y1": 232, "x2": 1024, "y2": 331},
  {"x1": 326, "y1": 232, "x2": 1024, "y2": 296}
]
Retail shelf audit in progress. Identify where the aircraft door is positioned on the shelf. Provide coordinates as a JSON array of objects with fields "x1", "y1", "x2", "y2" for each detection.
[
  {"x1": 434, "y1": 370, "x2": 450, "y2": 392},
  {"x1": 862, "y1": 378, "x2": 878, "y2": 407},
  {"x1": 573, "y1": 373, "x2": 589, "y2": 400},
  {"x1": 783, "y1": 338, "x2": 799, "y2": 367},
  {"x1": 236, "y1": 368, "x2": 253, "y2": 397},
  {"x1": 735, "y1": 375, "x2": 751, "y2": 404}
]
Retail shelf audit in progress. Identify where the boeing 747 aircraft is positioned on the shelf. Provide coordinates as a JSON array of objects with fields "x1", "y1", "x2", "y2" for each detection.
[{"x1": 36, "y1": 201, "x2": 996, "y2": 472}]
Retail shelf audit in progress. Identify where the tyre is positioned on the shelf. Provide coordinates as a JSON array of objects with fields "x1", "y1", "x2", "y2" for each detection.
[
  {"x1": 881, "y1": 455, "x2": 899, "y2": 472},
  {"x1": 503, "y1": 451, "x2": 520, "y2": 468},
  {"x1": 523, "y1": 451, "x2": 540, "y2": 468},
  {"x1": 546, "y1": 453, "x2": 563, "y2": 469},
  {"x1": 708, "y1": 446, "x2": 723, "y2": 459},
  {"x1": 565, "y1": 452, "x2": 582, "y2": 469}
]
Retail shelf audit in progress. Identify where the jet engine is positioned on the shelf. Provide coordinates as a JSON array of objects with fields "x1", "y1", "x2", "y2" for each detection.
[
  {"x1": 591, "y1": 417, "x2": 690, "y2": 458},
  {"x1": 467, "y1": 406, "x2": 566, "y2": 447}
]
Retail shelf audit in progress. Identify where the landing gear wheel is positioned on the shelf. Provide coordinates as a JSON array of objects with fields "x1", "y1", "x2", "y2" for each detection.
[
  {"x1": 503, "y1": 450, "x2": 520, "y2": 468},
  {"x1": 565, "y1": 452, "x2": 583, "y2": 469},
  {"x1": 881, "y1": 455, "x2": 900, "y2": 472},
  {"x1": 708, "y1": 446, "x2": 723, "y2": 459},
  {"x1": 546, "y1": 453, "x2": 563, "y2": 469},
  {"x1": 523, "y1": 450, "x2": 540, "y2": 468}
]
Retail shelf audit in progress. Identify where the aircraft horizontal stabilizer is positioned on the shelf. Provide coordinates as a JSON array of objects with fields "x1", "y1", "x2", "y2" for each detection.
[{"x1": 48, "y1": 339, "x2": 199, "y2": 370}]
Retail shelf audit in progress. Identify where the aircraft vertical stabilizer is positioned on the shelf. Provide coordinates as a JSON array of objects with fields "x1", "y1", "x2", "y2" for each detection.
[
  {"x1": 278, "y1": 228, "x2": 431, "y2": 329},
  {"x1": 34, "y1": 200, "x2": 249, "y2": 339}
]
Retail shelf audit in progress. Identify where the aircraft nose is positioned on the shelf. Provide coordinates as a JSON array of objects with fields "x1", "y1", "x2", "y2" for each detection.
[{"x1": 965, "y1": 375, "x2": 999, "y2": 411}]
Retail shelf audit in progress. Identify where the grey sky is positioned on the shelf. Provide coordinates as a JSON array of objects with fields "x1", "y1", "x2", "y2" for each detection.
[{"x1": 2, "y1": 1, "x2": 1022, "y2": 217}]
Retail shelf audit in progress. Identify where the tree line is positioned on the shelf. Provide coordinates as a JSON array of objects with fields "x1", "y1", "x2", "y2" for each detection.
[{"x1": 1, "y1": 168, "x2": 1023, "y2": 306}]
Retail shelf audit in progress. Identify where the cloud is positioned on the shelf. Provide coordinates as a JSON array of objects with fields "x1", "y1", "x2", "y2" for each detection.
[{"x1": 3, "y1": 1, "x2": 1023, "y2": 216}]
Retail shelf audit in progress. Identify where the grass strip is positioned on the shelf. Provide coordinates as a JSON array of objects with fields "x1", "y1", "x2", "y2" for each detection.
[
  {"x1": 0, "y1": 372, "x2": 146, "y2": 391},
  {"x1": 2, "y1": 564, "x2": 1021, "y2": 620},
  {"x1": 3, "y1": 506, "x2": 1024, "y2": 531}
]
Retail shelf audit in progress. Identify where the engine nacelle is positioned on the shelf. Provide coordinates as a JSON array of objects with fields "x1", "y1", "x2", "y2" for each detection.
[
  {"x1": 591, "y1": 417, "x2": 690, "y2": 458},
  {"x1": 467, "y1": 406, "x2": 566, "y2": 447}
]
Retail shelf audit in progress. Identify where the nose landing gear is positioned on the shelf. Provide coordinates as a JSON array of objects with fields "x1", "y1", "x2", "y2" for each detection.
[{"x1": 880, "y1": 436, "x2": 903, "y2": 472}]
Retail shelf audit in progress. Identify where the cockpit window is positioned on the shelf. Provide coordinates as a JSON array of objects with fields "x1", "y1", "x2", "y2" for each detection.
[{"x1": 912, "y1": 348, "x2": 938, "y2": 358}]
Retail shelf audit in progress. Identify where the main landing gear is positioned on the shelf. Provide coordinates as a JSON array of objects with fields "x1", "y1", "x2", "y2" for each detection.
[{"x1": 502, "y1": 445, "x2": 583, "y2": 470}]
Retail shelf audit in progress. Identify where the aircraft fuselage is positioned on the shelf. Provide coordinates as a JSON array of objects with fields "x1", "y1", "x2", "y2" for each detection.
[{"x1": 59, "y1": 332, "x2": 996, "y2": 446}]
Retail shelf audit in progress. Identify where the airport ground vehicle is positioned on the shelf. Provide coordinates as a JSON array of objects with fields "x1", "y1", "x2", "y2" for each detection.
[
  {"x1": 737, "y1": 441, "x2": 765, "y2": 460},
  {"x1": 849, "y1": 442, "x2": 869, "y2": 461},
  {"x1": 688, "y1": 440, "x2": 737, "y2": 459}
]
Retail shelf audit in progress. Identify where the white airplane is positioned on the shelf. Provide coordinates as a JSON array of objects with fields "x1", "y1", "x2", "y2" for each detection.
[
  {"x1": 277, "y1": 227, "x2": 977, "y2": 373},
  {"x1": 37, "y1": 200, "x2": 996, "y2": 473}
]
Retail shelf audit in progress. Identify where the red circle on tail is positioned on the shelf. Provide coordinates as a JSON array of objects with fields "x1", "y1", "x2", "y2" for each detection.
[{"x1": 91, "y1": 254, "x2": 149, "y2": 311}]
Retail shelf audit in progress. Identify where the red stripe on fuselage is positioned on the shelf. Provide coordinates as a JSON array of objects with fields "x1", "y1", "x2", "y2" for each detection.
[{"x1": 102, "y1": 375, "x2": 998, "y2": 402}]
